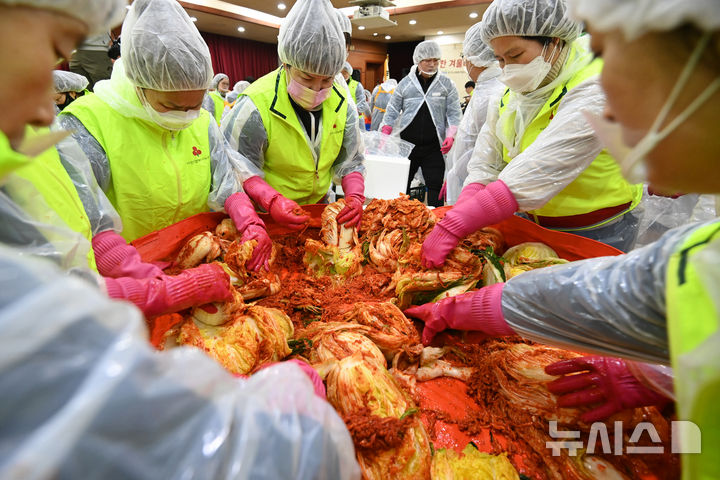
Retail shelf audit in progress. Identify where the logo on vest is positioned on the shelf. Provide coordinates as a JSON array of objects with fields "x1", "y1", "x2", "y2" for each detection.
[{"x1": 192, "y1": 146, "x2": 202, "y2": 156}]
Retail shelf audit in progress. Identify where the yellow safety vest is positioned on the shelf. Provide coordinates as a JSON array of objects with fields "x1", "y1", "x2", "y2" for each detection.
[
  {"x1": 62, "y1": 93, "x2": 212, "y2": 242},
  {"x1": 3, "y1": 128, "x2": 97, "y2": 270},
  {"x1": 347, "y1": 78, "x2": 359, "y2": 104},
  {"x1": 208, "y1": 90, "x2": 225, "y2": 125},
  {"x1": 667, "y1": 221, "x2": 720, "y2": 480},
  {"x1": 0, "y1": 131, "x2": 30, "y2": 178},
  {"x1": 242, "y1": 68, "x2": 348, "y2": 204},
  {"x1": 498, "y1": 46, "x2": 641, "y2": 224}
]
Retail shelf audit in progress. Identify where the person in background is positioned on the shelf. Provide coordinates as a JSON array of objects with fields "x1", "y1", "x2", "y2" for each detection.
[
  {"x1": 464, "y1": 80, "x2": 475, "y2": 97},
  {"x1": 406, "y1": 0, "x2": 720, "y2": 477},
  {"x1": 380, "y1": 40, "x2": 462, "y2": 207},
  {"x1": 225, "y1": 80, "x2": 251, "y2": 105},
  {"x1": 107, "y1": 35, "x2": 121, "y2": 64},
  {"x1": 421, "y1": 0, "x2": 643, "y2": 268},
  {"x1": 222, "y1": 0, "x2": 365, "y2": 231},
  {"x1": 52, "y1": 70, "x2": 89, "y2": 113},
  {"x1": 203, "y1": 72, "x2": 230, "y2": 124},
  {"x1": 342, "y1": 62, "x2": 371, "y2": 128},
  {"x1": 0, "y1": 2, "x2": 360, "y2": 476},
  {"x1": 369, "y1": 78, "x2": 397, "y2": 131},
  {"x1": 442, "y1": 21, "x2": 505, "y2": 205},
  {"x1": 58, "y1": 0, "x2": 272, "y2": 271},
  {"x1": 69, "y1": 30, "x2": 115, "y2": 90}
]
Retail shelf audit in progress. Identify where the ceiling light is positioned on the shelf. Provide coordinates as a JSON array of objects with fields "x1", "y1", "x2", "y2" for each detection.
[
  {"x1": 238, "y1": 26, "x2": 246, "y2": 32},
  {"x1": 189, "y1": 16, "x2": 197, "y2": 22},
  {"x1": 469, "y1": 12, "x2": 478, "y2": 18},
  {"x1": 277, "y1": 2, "x2": 286, "y2": 9},
  {"x1": 437, "y1": 30, "x2": 443, "y2": 35},
  {"x1": 409, "y1": 19, "x2": 416, "y2": 25},
  {"x1": 358, "y1": 25, "x2": 365, "y2": 30},
  {"x1": 385, "y1": 35, "x2": 391, "y2": 40},
  {"x1": 373, "y1": 32, "x2": 378, "y2": 36}
]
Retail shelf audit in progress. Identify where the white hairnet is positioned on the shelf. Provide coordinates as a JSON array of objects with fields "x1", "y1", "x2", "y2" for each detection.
[
  {"x1": 121, "y1": 0, "x2": 213, "y2": 91},
  {"x1": 233, "y1": 80, "x2": 250, "y2": 94},
  {"x1": 569, "y1": 0, "x2": 720, "y2": 40},
  {"x1": 278, "y1": 0, "x2": 347, "y2": 77},
  {"x1": 335, "y1": 9, "x2": 352, "y2": 36},
  {"x1": 382, "y1": 78, "x2": 398, "y2": 89},
  {"x1": 480, "y1": 0, "x2": 582, "y2": 44},
  {"x1": 343, "y1": 62, "x2": 353, "y2": 74},
  {"x1": 413, "y1": 40, "x2": 442, "y2": 64},
  {"x1": 52, "y1": 70, "x2": 89, "y2": 93},
  {"x1": 463, "y1": 22, "x2": 498, "y2": 68},
  {"x1": 211, "y1": 73, "x2": 229, "y2": 90},
  {"x1": 0, "y1": 0, "x2": 126, "y2": 35}
]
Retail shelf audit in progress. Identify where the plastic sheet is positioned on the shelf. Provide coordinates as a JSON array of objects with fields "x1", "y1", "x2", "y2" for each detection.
[
  {"x1": 633, "y1": 186, "x2": 717, "y2": 249},
  {"x1": 0, "y1": 246, "x2": 360, "y2": 480}
]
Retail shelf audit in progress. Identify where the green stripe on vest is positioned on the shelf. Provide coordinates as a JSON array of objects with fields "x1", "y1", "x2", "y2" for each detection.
[
  {"x1": 63, "y1": 93, "x2": 212, "y2": 242},
  {"x1": 498, "y1": 42, "x2": 641, "y2": 220},
  {"x1": 666, "y1": 221, "x2": 720, "y2": 480},
  {"x1": 242, "y1": 68, "x2": 348, "y2": 204}
]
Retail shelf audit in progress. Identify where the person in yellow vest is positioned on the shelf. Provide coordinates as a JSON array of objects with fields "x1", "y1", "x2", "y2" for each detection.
[
  {"x1": 2, "y1": 128, "x2": 234, "y2": 317},
  {"x1": 57, "y1": 0, "x2": 272, "y2": 271},
  {"x1": 369, "y1": 78, "x2": 396, "y2": 131},
  {"x1": 421, "y1": 0, "x2": 644, "y2": 268},
  {"x1": 405, "y1": 0, "x2": 720, "y2": 476},
  {"x1": 341, "y1": 62, "x2": 371, "y2": 127},
  {"x1": 221, "y1": 0, "x2": 366, "y2": 230},
  {"x1": 0, "y1": 2, "x2": 360, "y2": 475},
  {"x1": 202, "y1": 72, "x2": 230, "y2": 125},
  {"x1": 52, "y1": 70, "x2": 89, "y2": 113}
]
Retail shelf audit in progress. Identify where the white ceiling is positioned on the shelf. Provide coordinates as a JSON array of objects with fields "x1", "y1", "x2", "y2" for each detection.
[{"x1": 180, "y1": 0, "x2": 491, "y2": 45}]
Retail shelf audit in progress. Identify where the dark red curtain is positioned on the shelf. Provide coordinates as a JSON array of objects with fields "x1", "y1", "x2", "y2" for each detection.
[{"x1": 200, "y1": 32, "x2": 279, "y2": 84}]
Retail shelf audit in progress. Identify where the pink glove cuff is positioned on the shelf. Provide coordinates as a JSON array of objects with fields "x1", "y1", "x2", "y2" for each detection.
[
  {"x1": 287, "y1": 359, "x2": 327, "y2": 399},
  {"x1": 341, "y1": 171, "x2": 365, "y2": 202},
  {"x1": 92, "y1": 231, "x2": 164, "y2": 279},
  {"x1": 105, "y1": 276, "x2": 147, "y2": 305},
  {"x1": 165, "y1": 264, "x2": 232, "y2": 305},
  {"x1": 446, "y1": 125, "x2": 458, "y2": 139},
  {"x1": 470, "y1": 283, "x2": 514, "y2": 336},
  {"x1": 225, "y1": 192, "x2": 265, "y2": 234},
  {"x1": 455, "y1": 182, "x2": 485, "y2": 207},
  {"x1": 243, "y1": 175, "x2": 278, "y2": 211},
  {"x1": 440, "y1": 180, "x2": 518, "y2": 238}
]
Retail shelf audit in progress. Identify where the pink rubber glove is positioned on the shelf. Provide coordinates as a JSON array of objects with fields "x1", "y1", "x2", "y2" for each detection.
[
  {"x1": 336, "y1": 172, "x2": 365, "y2": 227},
  {"x1": 225, "y1": 192, "x2": 272, "y2": 271},
  {"x1": 404, "y1": 283, "x2": 514, "y2": 344},
  {"x1": 438, "y1": 181, "x2": 447, "y2": 202},
  {"x1": 258, "y1": 359, "x2": 326, "y2": 399},
  {"x1": 454, "y1": 182, "x2": 484, "y2": 207},
  {"x1": 243, "y1": 176, "x2": 309, "y2": 230},
  {"x1": 440, "y1": 125, "x2": 458, "y2": 154},
  {"x1": 105, "y1": 263, "x2": 233, "y2": 317},
  {"x1": 421, "y1": 180, "x2": 517, "y2": 269},
  {"x1": 92, "y1": 230, "x2": 164, "y2": 279},
  {"x1": 381, "y1": 125, "x2": 393, "y2": 135},
  {"x1": 545, "y1": 356, "x2": 672, "y2": 423}
]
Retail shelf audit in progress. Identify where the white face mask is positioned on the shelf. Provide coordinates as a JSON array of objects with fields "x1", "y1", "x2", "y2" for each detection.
[
  {"x1": 137, "y1": 88, "x2": 201, "y2": 131},
  {"x1": 583, "y1": 32, "x2": 720, "y2": 184},
  {"x1": 500, "y1": 41, "x2": 556, "y2": 93}
]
